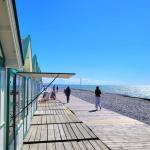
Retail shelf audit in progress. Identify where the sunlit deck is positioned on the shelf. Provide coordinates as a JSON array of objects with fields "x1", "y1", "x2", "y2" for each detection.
[
  {"x1": 23, "y1": 99, "x2": 110, "y2": 150},
  {"x1": 57, "y1": 92, "x2": 150, "y2": 150}
]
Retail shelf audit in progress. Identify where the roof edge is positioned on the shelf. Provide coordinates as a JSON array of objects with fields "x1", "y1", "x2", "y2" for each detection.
[{"x1": 12, "y1": 0, "x2": 24, "y2": 65}]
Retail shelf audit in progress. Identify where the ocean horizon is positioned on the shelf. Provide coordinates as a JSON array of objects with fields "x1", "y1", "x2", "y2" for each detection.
[{"x1": 45, "y1": 84, "x2": 150, "y2": 99}]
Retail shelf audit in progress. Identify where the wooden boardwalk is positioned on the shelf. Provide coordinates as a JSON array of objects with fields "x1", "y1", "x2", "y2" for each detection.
[
  {"x1": 23, "y1": 100, "x2": 110, "y2": 150},
  {"x1": 57, "y1": 93, "x2": 150, "y2": 150}
]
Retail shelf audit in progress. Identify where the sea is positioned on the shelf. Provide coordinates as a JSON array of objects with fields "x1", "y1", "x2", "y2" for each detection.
[{"x1": 54, "y1": 84, "x2": 150, "y2": 99}]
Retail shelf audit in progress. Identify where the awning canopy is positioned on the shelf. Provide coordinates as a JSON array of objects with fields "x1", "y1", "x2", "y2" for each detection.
[{"x1": 17, "y1": 72, "x2": 75, "y2": 78}]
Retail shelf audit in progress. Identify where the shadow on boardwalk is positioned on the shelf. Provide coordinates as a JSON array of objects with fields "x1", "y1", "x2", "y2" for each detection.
[{"x1": 23, "y1": 99, "x2": 110, "y2": 150}]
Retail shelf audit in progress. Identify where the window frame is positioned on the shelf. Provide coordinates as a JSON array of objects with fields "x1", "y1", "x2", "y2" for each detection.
[{"x1": 0, "y1": 42, "x2": 5, "y2": 67}]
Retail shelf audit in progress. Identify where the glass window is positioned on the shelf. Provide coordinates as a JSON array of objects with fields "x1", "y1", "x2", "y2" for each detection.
[
  {"x1": 0, "y1": 46, "x2": 3, "y2": 57},
  {"x1": 0, "y1": 69, "x2": 5, "y2": 123},
  {"x1": 15, "y1": 76, "x2": 25, "y2": 125},
  {"x1": 25, "y1": 78, "x2": 28, "y2": 116},
  {"x1": 9, "y1": 76, "x2": 14, "y2": 143},
  {"x1": 0, "y1": 70, "x2": 2, "y2": 124}
]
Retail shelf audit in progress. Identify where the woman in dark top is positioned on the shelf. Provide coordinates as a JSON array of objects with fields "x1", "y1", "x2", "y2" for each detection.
[
  {"x1": 65, "y1": 86, "x2": 71, "y2": 103},
  {"x1": 95, "y1": 86, "x2": 101, "y2": 110}
]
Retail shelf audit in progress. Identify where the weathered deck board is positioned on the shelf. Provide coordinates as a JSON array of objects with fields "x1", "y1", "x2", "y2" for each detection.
[
  {"x1": 63, "y1": 142, "x2": 74, "y2": 150},
  {"x1": 55, "y1": 142, "x2": 65, "y2": 150},
  {"x1": 62, "y1": 124, "x2": 72, "y2": 140},
  {"x1": 71, "y1": 141, "x2": 82, "y2": 150},
  {"x1": 38, "y1": 143, "x2": 46, "y2": 150},
  {"x1": 32, "y1": 114, "x2": 81, "y2": 125},
  {"x1": 22, "y1": 144, "x2": 30, "y2": 150},
  {"x1": 70, "y1": 123, "x2": 84, "y2": 139},
  {"x1": 47, "y1": 143, "x2": 56, "y2": 150},
  {"x1": 48, "y1": 124, "x2": 55, "y2": 141},
  {"x1": 78, "y1": 141, "x2": 87, "y2": 150},
  {"x1": 58, "y1": 124, "x2": 66, "y2": 140},
  {"x1": 30, "y1": 144, "x2": 39, "y2": 150}
]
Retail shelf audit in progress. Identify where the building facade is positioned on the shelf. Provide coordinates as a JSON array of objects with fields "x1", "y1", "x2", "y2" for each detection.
[{"x1": 0, "y1": 1, "x2": 42, "y2": 150}]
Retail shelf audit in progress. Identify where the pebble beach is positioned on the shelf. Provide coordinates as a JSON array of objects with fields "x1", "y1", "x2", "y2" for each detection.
[{"x1": 71, "y1": 89, "x2": 150, "y2": 125}]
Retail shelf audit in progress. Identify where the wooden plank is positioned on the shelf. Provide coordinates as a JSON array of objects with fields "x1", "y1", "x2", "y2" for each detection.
[
  {"x1": 58, "y1": 124, "x2": 66, "y2": 140},
  {"x1": 70, "y1": 123, "x2": 84, "y2": 139},
  {"x1": 22, "y1": 144, "x2": 30, "y2": 150},
  {"x1": 63, "y1": 142, "x2": 74, "y2": 150},
  {"x1": 50, "y1": 114, "x2": 54, "y2": 124},
  {"x1": 40, "y1": 125, "x2": 48, "y2": 141},
  {"x1": 24, "y1": 125, "x2": 34, "y2": 142},
  {"x1": 64, "y1": 113, "x2": 72, "y2": 122},
  {"x1": 57, "y1": 114, "x2": 63, "y2": 123},
  {"x1": 66, "y1": 124, "x2": 77, "y2": 140},
  {"x1": 48, "y1": 124, "x2": 55, "y2": 141},
  {"x1": 83, "y1": 141, "x2": 95, "y2": 150},
  {"x1": 62, "y1": 124, "x2": 72, "y2": 140},
  {"x1": 96, "y1": 140, "x2": 109, "y2": 150},
  {"x1": 46, "y1": 115, "x2": 50, "y2": 124},
  {"x1": 55, "y1": 142, "x2": 65, "y2": 150},
  {"x1": 57, "y1": 115, "x2": 65, "y2": 123},
  {"x1": 38, "y1": 116, "x2": 42, "y2": 124},
  {"x1": 71, "y1": 141, "x2": 82, "y2": 150},
  {"x1": 34, "y1": 125, "x2": 42, "y2": 141},
  {"x1": 51, "y1": 109, "x2": 54, "y2": 115},
  {"x1": 29, "y1": 126, "x2": 38, "y2": 142},
  {"x1": 42, "y1": 115, "x2": 47, "y2": 124},
  {"x1": 47, "y1": 143, "x2": 56, "y2": 150},
  {"x1": 76, "y1": 123, "x2": 92, "y2": 138},
  {"x1": 78, "y1": 141, "x2": 87, "y2": 150},
  {"x1": 32, "y1": 116, "x2": 38, "y2": 124},
  {"x1": 81, "y1": 124, "x2": 97, "y2": 138},
  {"x1": 40, "y1": 125, "x2": 47, "y2": 141},
  {"x1": 90, "y1": 140, "x2": 103, "y2": 150},
  {"x1": 29, "y1": 144, "x2": 38, "y2": 150},
  {"x1": 38, "y1": 143, "x2": 47, "y2": 150},
  {"x1": 56, "y1": 109, "x2": 59, "y2": 115},
  {"x1": 68, "y1": 113, "x2": 76, "y2": 122},
  {"x1": 62, "y1": 114, "x2": 68, "y2": 122},
  {"x1": 54, "y1": 115, "x2": 60, "y2": 123},
  {"x1": 71, "y1": 114, "x2": 80, "y2": 122},
  {"x1": 54, "y1": 124, "x2": 61, "y2": 140}
]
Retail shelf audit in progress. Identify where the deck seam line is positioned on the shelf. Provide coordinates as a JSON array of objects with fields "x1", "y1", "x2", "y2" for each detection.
[
  {"x1": 31, "y1": 121, "x2": 83, "y2": 125},
  {"x1": 23, "y1": 137, "x2": 99, "y2": 144}
]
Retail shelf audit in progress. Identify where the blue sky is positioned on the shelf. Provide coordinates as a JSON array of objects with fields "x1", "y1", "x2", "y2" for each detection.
[{"x1": 16, "y1": 0, "x2": 150, "y2": 85}]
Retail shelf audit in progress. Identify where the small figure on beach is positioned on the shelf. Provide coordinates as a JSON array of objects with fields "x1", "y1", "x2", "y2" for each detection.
[
  {"x1": 56, "y1": 86, "x2": 59, "y2": 93},
  {"x1": 64, "y1": 86, "x2": 71, "y2": 103},
  {"x1": 95, "y1": 86, "x2": 101, "y2": 110},
  {"x1": 50, "y1": 90, "x2": 56, "y2": 100}
]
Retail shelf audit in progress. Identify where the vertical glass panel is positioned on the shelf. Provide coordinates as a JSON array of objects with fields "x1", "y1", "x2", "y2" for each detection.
[
  {"x1": 0, "y1": 69, "x2": 5, "y2": 123},
  {"x1": 9, "y1": 76, "x2": 14, "y2": 143},
  {"x1": 0, "y1": 46, "x2": 3, "y2": 57},
  {"x1": 15, "y1": 76, "x2": 25, "y2": 126},
  {"x1": 19, "y1": 77, "x2": 24, "y2": 120},
  {"x1": 25, "y1": 79, "x2": 28, "y2": 116},
  {"x1": 0, "y1": 71, "x2": 1, "y2": 122},
  {"x1": 28, "y1": 79, "x2": 32, "y2": 114},
  {"x1": 15, "y1": 77, "x2": 19, "y2": 125}
]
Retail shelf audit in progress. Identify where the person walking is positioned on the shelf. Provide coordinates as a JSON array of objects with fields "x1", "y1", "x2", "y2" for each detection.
[
  {"x1": 56, "y1": 86, "x2": 59, "y2": 93},
  {"x1": 65, "y1": 86, "x2": 71, "y2": 103},
  {"x1": 95, "y1": 86, "x2": 101, "y2": 110},
  {"x1": 53, "y1": 85, "x2": 55, "y2": 92}
]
